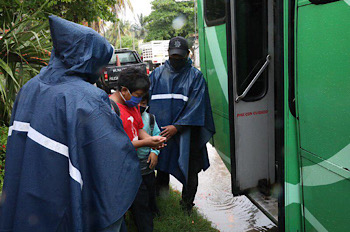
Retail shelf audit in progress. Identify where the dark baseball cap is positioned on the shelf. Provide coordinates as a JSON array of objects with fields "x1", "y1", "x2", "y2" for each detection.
[{"x1": 168, "y1": 36, "x2": 189, "y2": 57}]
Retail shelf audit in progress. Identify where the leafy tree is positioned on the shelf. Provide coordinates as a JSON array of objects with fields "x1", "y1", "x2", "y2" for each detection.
[
  {"x1": 0, "y1": 0, "x2": 132, "y2": 24},
  {"x1": 0, "y1": 0, "x2": 134, "y2": 123},
  {"x1": 144, "y1": 0, "x2": 196, "y2": 42},
  {"x1": 105, "y1": 20, "x2": 131, "y2": 48},
  {"x1": 0, "y1": 126, "x2": 8, "y2": 191},
  {"x1": 131, "y1": 14, "x2": 147, "y2": 40},
  {"x1": 0, "y1": 5, "x2": 52, "y2": 124},
  {"x1": 119, "y1": 20, "x2": 132, "y2": 36},
  {"x1": 117, "y1": 35, "x2": 139, "y2": 51},
  {"x1": 106, "y1": 19, "x2": 141, "y2": 51}
]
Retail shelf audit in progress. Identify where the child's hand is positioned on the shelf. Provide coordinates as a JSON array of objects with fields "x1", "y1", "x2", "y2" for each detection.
[
  {"x1": 152, "y1": 143, "x2": 167, "y2": 150},
  {"x1": 147, "y1": 152, "x2": 158, "y2": 169},
  {"x1": 146, "y1": 136, "x2": 166, "y2": 148}
]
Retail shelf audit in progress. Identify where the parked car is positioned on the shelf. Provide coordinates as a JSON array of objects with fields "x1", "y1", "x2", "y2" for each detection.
[{"x1": 97, "y1": 49, "x2": 147, "y2": 94}]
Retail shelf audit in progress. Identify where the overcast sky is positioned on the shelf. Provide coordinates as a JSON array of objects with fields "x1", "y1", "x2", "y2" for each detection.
[{"x1": 121, "y1": 0, "x2": 153, "y2": 24}]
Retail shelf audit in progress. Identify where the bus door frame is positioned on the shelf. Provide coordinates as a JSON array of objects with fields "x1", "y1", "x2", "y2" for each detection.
[{"x1": 226, "y1": 0, "x2": 280, "y2": 225}]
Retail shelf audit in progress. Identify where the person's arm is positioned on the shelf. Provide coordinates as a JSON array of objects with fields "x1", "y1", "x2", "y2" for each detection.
[
  {"x1": 150, "y1": 121, "x2": 161, "y2": 156},
  {"x1": 139, "y1": 128, "x2": 151, "y2": 139},
  {"x1": 147, "y1": 120, "x2": 161, "y2": 169},
  {"x1": 132, "y1": 139, "x2": 148, "y2": 148},
  {"x1": 147, "y1": 152, "x2": 158, "y2": 169},
  {"x1": 159, "y1": 125, "x2": 177, "y2": 141},
  {"x1": 132, "y1": 129, "x2": 166, "y2": 149},
  {"x1": 131, "y1": 137, "x2": 153, "y2": 148},
  {"x1": 160, "y1": 125, "x2": 192, "y2": 141}
]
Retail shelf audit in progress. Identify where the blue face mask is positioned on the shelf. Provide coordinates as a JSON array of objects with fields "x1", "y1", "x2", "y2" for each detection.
[{"x1": 120, "y1": 88, "x2": 142, "y2": 108}]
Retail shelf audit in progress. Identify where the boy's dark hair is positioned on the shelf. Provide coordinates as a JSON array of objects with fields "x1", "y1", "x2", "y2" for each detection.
[
  {"x1": 142, "y1": 92, "x2": 149, "y2": 103},
  {"x1": 117, "y1": 67, "x2": 150, "y2": 93}
]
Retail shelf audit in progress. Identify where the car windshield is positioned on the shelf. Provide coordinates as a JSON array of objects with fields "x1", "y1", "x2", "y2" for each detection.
[
  {"x1": 108, "y1": 53, "x2": 118, "y2": 65},
  {"x1": 108, "y1": 51, "x2": 138, "y2": 65}
]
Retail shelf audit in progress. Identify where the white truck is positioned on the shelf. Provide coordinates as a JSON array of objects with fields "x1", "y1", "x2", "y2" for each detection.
[{"x1": 139, "y1": 40, "x2": 170, "y2": 71}]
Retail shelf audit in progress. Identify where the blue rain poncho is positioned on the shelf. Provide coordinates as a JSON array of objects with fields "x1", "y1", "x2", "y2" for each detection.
[
  {"x1": 0, "y1": 16, "x2": 141, "y2": 232},
  {"x1": 149, "y1": 59, "x2": 215, "y2": 184}
]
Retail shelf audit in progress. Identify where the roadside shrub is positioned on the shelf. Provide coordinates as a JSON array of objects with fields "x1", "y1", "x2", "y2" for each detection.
[
  {"x1": 0, "y1": 7, "x2": 51, "y2": 124},
  {"x1": 0, "y1": 126, "x2": 8, "y2": 192}
]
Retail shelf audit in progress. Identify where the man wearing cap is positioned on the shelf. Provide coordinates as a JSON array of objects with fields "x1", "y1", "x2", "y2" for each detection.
[{"x1": 148, "y1": 36, "x2": 215, "y2": 213}]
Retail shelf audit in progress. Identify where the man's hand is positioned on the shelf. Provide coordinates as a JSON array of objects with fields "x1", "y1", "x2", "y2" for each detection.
[
  {"x1": 147, "y1": 152, "x2": 158, "y2": 169},
  {"x1": 160, "y1": 125, "x2": 177, "y2": 141}
]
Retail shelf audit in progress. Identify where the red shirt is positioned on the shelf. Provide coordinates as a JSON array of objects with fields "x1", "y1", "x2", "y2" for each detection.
[{"x1": 117, "y1": 103, "x2": 144, "y2": 141}]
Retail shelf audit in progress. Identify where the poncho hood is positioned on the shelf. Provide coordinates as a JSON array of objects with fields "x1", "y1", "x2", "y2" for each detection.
[{"x1": 48, "y1": 15, "x2": 113, "y2": 83}]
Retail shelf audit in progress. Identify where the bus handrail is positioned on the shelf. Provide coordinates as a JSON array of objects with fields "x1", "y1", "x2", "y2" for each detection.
[{"x1": 235, "y1": 55, "x2": 271, "y2": 103}]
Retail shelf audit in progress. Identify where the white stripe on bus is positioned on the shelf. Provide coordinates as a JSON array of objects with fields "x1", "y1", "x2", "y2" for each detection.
[
  {"x1": 8, "y1": 120, "x2": 83, "y2": 189},
  {"x1": 151, "y1": 94, "x2": 189, "y2": 102},
  {"x1": 304, "y1": 207, "x2": 328, "y2": 232}
]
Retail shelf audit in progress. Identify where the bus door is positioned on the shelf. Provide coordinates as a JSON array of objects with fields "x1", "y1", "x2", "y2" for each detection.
[{"x1": 229, "y1": 0, "x2": 275, "y2": 194}]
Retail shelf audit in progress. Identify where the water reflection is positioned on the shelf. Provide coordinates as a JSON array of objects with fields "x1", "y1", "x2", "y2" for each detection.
[{"x1": 170, "y1": 144, "x2": 278, "y2": 232}]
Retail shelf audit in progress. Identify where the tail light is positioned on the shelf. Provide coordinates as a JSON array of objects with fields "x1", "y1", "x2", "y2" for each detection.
[
  {"x1": 104, "y1": 71, "x2": 108, "y2": 80},
  {"x1": 146, "y1": 68, "x2": 149, "y2": 75}
]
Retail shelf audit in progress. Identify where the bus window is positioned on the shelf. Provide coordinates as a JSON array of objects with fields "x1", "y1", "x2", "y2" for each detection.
[
  {"x1": 235, "y1": 0, "x2": 268, "y2": 101},
  {"x1": 204, "y1": 0, "x2": 226, "y2": 27}
]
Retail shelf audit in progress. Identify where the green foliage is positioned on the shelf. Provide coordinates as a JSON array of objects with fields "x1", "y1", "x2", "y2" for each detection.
[
  {"x1": 0, "y1": 0, "x2": 133, "y2": 123},
  {"x1": 0, "y1": 126, "x2": 8, "y2": 192},
  {"x1": 126, "y1": 188, "x2": 218, "y2": 232},
  {"x1": 0, "y1": 6, "x2": 52, "y2": 124},
  {"x1": 105, "y1": 21, "x2": 139, "y2": 51},
  {"x1": 144, "y1": 0, "x2": 196, "y2": 42},
  {"x1": 131, "y1": 14, "x2": 147, "y2": 40},
  {"x1": 0, "y1": 0, "x2": 126, "y2": 24},
  {"x1": 116, "y1": 35, "x2": 139, "y2": 51}
]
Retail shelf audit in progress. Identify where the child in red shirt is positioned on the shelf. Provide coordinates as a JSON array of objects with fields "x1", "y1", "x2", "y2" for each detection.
[
  {"x1": 109, "y1": 68, "x2": 165, "y2": 232},
  {"x1": 109, "y1": 69, "x2": 165, "y2": 149}
]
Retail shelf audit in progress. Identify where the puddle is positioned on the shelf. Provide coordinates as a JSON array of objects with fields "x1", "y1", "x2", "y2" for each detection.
[{"x1": 170, "y1": 144, "x2": 278, "y2": 232}]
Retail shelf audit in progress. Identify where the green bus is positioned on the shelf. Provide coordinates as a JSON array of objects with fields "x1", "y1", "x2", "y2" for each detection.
[{"x1": 197, "y1": 0, "x2": 350, "y2": 231}]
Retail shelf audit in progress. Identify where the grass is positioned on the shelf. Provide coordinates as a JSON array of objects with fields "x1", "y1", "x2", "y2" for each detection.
[{"x1": 126, "y1": 188, "x2": 219, "y2": 232}]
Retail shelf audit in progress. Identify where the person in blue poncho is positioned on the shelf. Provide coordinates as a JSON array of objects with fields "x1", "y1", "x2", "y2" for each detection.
[
  {"x1": 149, "y1": 36, "x2": 215, "y2": 213},
  {"x1": 0, "y1": 16, "x2": 141, "y2": 232}
]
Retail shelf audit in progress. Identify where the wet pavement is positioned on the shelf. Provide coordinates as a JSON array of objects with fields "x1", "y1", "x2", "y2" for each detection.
[{"x1": 170, "y1": 144, "x2": 278, "y2": 232}]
